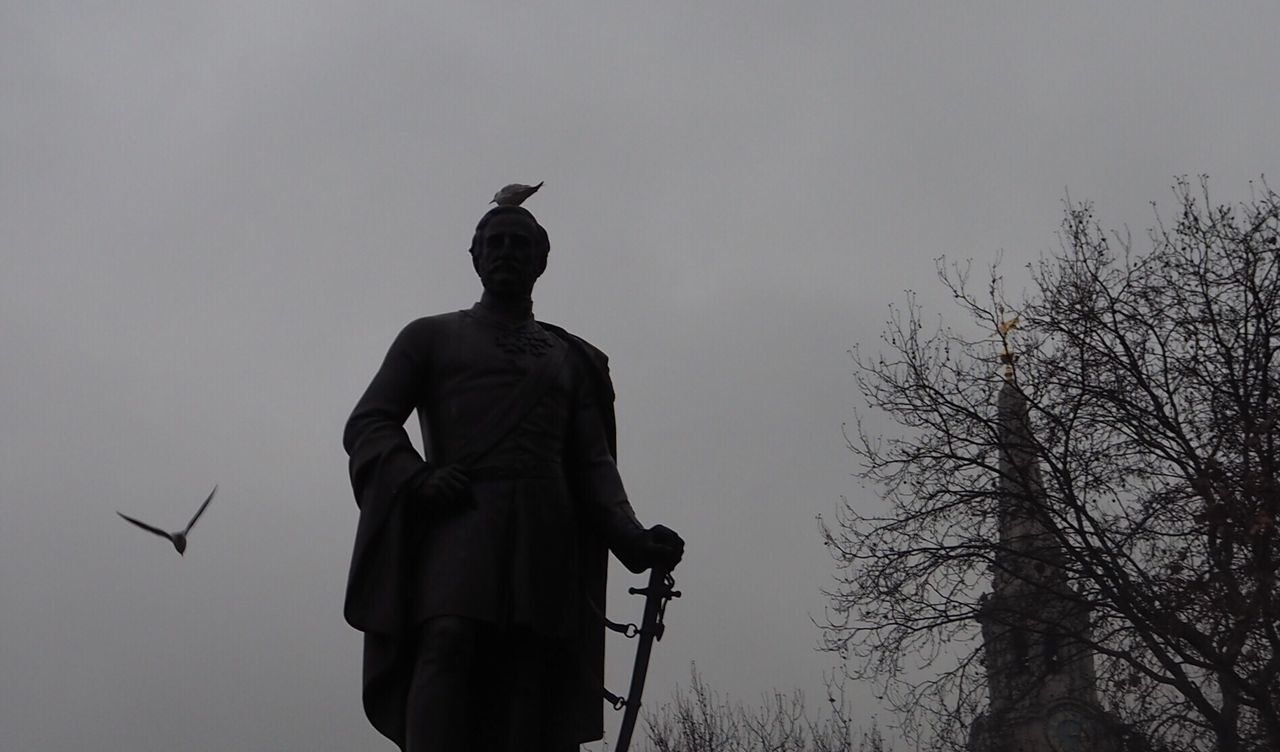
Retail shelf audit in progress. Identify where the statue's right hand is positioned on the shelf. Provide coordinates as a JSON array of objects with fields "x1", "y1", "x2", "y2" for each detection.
[{"x1": 411, "y1": 465, "x2": 470, "y2": 513}]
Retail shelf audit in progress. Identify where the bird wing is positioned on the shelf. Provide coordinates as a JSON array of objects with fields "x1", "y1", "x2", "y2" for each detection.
[
  {"x1": 493, "y1": 181, "x2": 544, "y2": 206},
  {"x1": 493, "y1": 184, "x2": 519, "y2": 203},
  {"x1": 518, "y1": 181, "x2": 544, "y2": 202},
  {"x1": 117, "y1": 511, "x2": 173, "y2": 540},
  {"x1": 183, "y1": 485, "x2": 218, "y2": 534}
]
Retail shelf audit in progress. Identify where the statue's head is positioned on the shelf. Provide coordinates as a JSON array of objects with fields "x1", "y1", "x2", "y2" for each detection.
[{"x1": 469, "y1": 205, "x2": 550, "y2": 299}]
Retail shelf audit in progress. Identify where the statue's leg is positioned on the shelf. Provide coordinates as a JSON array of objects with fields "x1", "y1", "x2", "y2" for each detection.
[
  {"x1": 499, "y1": 628, "x2": 579, "y2": 752},
  {"x1": 404, "y1": 615, "x2": 484, "y2": 752}
]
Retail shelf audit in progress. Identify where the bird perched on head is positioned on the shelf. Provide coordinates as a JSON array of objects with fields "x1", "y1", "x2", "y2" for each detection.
[
  {"x1": 117, "y1": 485, "x2": 217, "y2": 556},
  {"x1": 491, "y1": 181, "x2": 543, "y2": 207}
]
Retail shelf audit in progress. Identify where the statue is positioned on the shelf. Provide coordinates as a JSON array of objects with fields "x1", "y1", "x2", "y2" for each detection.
[{"x1": 341, "y1": 198, "x2": 685, "y2": 752}]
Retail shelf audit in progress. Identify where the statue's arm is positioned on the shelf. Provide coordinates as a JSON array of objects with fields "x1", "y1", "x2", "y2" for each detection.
[
  {"x1": 342, "y1": 320, "x2": 431, "y2": 506},
  {"x1": 567, "y1": 373, "x2": 650, "y2": 573}
]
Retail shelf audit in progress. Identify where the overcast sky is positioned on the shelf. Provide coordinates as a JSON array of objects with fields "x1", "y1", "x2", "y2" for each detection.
[{"x1": 3, "y1": 3, "x2": 1279, "y2": 750}]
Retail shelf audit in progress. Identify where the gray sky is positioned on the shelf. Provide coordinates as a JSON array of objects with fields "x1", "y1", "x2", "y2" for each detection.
[{"x1": 3, "y1": 3, "x2": 1279, "y2": 750}]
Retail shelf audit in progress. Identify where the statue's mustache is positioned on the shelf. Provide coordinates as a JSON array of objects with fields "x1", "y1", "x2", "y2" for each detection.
[{"x1": 485, "y1": 260, "x2": 524, "y2": 273}]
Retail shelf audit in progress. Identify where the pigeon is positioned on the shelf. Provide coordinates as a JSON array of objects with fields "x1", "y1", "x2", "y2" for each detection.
[
  {"x1": 491, "y1": 181, "x2": 543, "y2": 207},
  {"x1": 117, "y1": 485, "x2": 217, "y2": 556}
]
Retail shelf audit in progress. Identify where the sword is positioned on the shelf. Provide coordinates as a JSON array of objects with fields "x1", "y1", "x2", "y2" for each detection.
[{"x1": 612, "y1": 565, "x2": 680, "y2": 752}]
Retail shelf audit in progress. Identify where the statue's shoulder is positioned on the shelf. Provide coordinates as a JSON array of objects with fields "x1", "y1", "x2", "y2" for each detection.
[
  {"x1": 545, "y1": 324, "x2": 606, "y2": 358},
  {"x1": 539, "y1": 321, "x2": 614, "y2": 398},
  {"x1": 396, "y1": 310, "x2": 468, "y2": 341},
  {"x1": 539, "y1": 321, "x2": 608, "y2": 366},
  {"x1": 542, "y1": 322, "x2": 618, "y2": 457}
]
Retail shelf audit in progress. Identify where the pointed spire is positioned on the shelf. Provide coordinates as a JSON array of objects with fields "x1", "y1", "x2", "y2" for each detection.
[
  {"x1": 993, "y1": 344, "x2": 1062, "y2": 594},
  {"x1": 994, "y1": 313, "x2": 1045, "y2": 528},
  {"x1": 975, "y1": 323, "x2": 1109, "y2": 730},
  {"x1": 997, "y1": 374, "x2": 1042, "y2": 499}
]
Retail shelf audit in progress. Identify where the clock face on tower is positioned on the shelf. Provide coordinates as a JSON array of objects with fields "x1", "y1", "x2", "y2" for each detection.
[{"x1": 1046, "y1": 706, "x2": 1090, "y2": 752}]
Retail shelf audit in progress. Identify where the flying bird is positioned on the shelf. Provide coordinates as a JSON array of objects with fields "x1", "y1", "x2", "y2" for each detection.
[
  {"x1": 117, "y1": 485, "x2": 217, "y2": 556},
  {"x1": 491, "y1": 181, "x2": 543, "y2": 207}
]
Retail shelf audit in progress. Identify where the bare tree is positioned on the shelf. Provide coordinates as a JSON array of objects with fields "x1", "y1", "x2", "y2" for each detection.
[
  {"x1": 638, "y1": 664, "x2": 886, "y2": 752},
  {"x1": 821, "y1": 177, "x2": 1280, "y2": 752}
]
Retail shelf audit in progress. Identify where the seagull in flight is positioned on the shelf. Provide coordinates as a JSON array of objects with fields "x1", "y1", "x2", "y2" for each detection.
[
  {"x1": 117, "y1": 485, "x2": 217, "y2": 556},
  {"x1": 491, "y1": 181, "x2": 543, "y2": 207}
]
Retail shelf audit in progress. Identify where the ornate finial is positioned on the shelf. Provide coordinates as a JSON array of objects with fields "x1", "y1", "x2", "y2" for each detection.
[
  {"x1": 491, "y1": 181, "x2": 544, "y2": 206},
  {"x1": 996, "y1": 314, "x2": 1019, "y2": 380}
]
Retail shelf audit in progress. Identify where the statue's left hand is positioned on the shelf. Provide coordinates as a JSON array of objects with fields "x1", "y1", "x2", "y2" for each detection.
[{"x1": 640, "y1": 524, "x2": 685, "y2": 571}]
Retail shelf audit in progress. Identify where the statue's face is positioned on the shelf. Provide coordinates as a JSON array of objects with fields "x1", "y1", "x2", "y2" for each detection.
[{"x1": 472, "y1": 213, "x2": 546, "y2": 298}]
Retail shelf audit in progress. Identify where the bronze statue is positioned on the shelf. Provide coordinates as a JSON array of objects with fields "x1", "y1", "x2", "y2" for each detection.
[{"x1": 342, "y1": 200, "x2": 684, "y2": 751}]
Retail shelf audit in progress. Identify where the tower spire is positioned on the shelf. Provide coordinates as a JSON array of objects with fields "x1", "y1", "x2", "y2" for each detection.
[{"x1": 968, "y1": 326, "x2": 1123, "y2": 751}]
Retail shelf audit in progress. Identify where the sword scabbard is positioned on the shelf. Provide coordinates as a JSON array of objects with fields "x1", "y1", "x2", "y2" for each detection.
[{"x1": 613, "y1": 566, "x2": 679, "y2": 752}]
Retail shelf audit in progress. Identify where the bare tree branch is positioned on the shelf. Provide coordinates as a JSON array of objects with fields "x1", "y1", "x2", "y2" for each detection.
[{"x1": 822, "y1": 177, "x2": 1280, "y2": 752}]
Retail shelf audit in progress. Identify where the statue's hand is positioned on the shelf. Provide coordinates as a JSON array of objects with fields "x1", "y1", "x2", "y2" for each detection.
[
  {"x1": 411, "y1": 464, "x2": 471, "y2": 514},
  {"x1": 638, "y1": 524, "x2": 685, "y2": 572}
]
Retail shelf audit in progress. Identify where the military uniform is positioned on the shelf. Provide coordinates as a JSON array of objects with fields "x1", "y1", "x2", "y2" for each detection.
[{"x1": 343, "y1": 299, "x2": 646, "y2": 751}]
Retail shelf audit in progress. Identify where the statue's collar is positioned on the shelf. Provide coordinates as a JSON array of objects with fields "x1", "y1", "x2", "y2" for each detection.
[{"x1": 469, "y1": 294, "x2": 535, "y2": 328}]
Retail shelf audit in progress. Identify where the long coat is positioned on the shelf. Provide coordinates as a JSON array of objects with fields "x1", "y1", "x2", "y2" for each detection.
[{"x1": 342, "y1": 311, "x2": 643, "y2": 750}]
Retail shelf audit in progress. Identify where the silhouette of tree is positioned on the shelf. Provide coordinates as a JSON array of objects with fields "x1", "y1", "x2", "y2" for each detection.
[
  {"x1": 822, "y1": 177, "x2": 1280, "y2": 752},
  {"x1": 639, "y1": 665, "x2": 887, "y2": 752}
]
